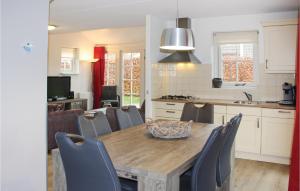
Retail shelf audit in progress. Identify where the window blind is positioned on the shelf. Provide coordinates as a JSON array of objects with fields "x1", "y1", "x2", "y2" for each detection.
[{"x1": 214, "y1": 31, "x2": 258, "y2": 44}]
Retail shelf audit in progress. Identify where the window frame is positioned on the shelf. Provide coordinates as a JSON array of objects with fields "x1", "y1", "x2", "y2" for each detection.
[
  {"x1": 60, "y1": 47, "x2": 80, "y2": 75},
  {"x1": 121, "y1": 52, "x2": 142, "y2": 107},
  {"x1": 214, "y1": 40, "x2": 259, "y2": 89},
  {"x1": 104, "y1": 52, "x2": 117, "y2": 86}
]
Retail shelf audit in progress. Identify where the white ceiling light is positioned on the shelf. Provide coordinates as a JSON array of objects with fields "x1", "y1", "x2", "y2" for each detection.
[
  {"x1": 160, "y1": 0, "x2": 195, "y2": 51},
  {"x1": 48, "y1": 25, "x2": 57, "y2": 31}
]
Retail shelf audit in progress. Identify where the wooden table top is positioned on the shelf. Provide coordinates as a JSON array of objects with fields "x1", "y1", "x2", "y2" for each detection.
[{"x1": 99, "y1": 122, "x2": 216, "y2": 177}]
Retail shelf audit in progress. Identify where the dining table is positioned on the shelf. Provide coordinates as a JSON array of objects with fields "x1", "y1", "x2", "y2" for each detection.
[{"x1": 52, "y1": 121, "x2": 234, "y2": 191}]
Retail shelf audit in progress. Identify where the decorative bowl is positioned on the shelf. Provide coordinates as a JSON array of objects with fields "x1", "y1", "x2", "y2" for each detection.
[{"x1": 146, "y1": 120, "x2": 193, "y2": 139}]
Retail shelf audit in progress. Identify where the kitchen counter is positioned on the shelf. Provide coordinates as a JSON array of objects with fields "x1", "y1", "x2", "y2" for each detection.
[{"x1": 152, "y1": 98, "x2": 296, "y2": 110}]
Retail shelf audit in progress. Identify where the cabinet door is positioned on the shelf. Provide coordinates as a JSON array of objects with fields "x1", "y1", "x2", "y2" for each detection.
[
  {"x1": 214, "y1": 113, "x2": 226, "y2": 126},
  {"x1": 261, "y1": 117, "x2": 294, "y2": 158},
  {"x1": 228, "y1": 114, "x2": 261, "y2": 154},
  {"x1": 264, "y1": 24, "x2": 297, "y2": 73}
]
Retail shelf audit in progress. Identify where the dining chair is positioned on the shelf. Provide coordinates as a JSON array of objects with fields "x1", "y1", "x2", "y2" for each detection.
[
  {"x1": 180, "y1": 124, "x2": 227, "y2": 191},
  {"x1": 55, "y1": 132, "x2": 137, "y2": 191},
  {"x1": 180, "y1": 103, "x2": 214, "y2": 123},
  {"x1": 128, "y1": 106, "x2": 144, "y2": 126},
  {"x1": 78, "y1": 112, "x2": 112, "y2": 139},
  {"x1": 116, "y1": 109, "x2": 133, "y2": 129},
  {"x1": 216, "y1": 113, "x2": 242, "y2": 190}
]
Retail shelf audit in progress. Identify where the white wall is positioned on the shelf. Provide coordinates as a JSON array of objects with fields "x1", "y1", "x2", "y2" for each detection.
[
  {"x1": 0, "y1": 0, "x2": 2, "y2": 187},
  {"x1": 151, "y1": 11, "x2": 297, "y2": 101},
  {"x1": 48, "y1": 32, "x2": 95, "y2": 109},
  {"x1": 145, "y1": 15, "x2": 168, "y2": 118},
  {"x1": 48, "y1": 27, "x2": 145, "y2": 109},
  {"x1": 1, "y1": 0, "x2": 48, "y2": 190}
]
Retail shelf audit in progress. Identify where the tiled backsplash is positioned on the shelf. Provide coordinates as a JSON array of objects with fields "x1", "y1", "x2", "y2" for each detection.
[{"x1": 152, "y1": 63, "x2": 295, "y2": 101}]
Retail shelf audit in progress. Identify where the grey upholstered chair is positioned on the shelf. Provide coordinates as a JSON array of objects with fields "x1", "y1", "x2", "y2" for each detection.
[
  {"x1": 180, "y1": 124, "x2": 227, "y2": 191},
  {"x1": 216, "y1": 113, "x2": 242, "y2": 190},
  {"x1": 180, "y1": 103, "x2": 214, "y2": 124},
  {"x1": 116, "y1": 106, "x2": 144, "y2": 130},
  {"x1": 116, "y1": 109, "x2": 134, "y2": 130},
  {"x1": 128, "y1": 106, "x2": 144, "y2": 126},
  {"x1": 78, "y1": 112, "x2": 112, "y2": 139},
  {"x1": 55, "y1": 133, "x2": 137, "y2": 191}
]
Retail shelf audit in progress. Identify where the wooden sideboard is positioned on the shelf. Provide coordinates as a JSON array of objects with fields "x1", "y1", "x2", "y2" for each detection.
[{"x1": 48, "y1": 98, "x2": 88, "y2": 111}]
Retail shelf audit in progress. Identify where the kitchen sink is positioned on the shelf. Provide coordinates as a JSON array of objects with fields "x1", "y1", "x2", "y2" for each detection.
[{"x1": 233, "y1": 100, "x2": 261, "y2": 105}]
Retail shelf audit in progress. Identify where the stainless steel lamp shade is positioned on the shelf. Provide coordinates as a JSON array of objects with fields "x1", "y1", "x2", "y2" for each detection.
[{"x1": 160, "y1": 28, "x2": 195, "y2": 51}]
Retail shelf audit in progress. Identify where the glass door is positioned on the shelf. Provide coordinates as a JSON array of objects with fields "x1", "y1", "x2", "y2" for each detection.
[{"x1": 122, "y1": 52, "x2": 141, "y2": 107}]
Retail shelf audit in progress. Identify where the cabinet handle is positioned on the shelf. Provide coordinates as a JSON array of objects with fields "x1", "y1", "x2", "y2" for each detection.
[
  {"x1": 222, "y1": 115, "x2": 225, "y2": 125},
  {"x1": 166, "y1": 111, "x2": 175, "y2": 113},
  {"x1": 166, "y1": 103, "x2": 176, "y2": 106},
  {"x1": 265, "y1": 59, "x2": 268, "y2": 69},
  {"x1": 278, "y1": 110, "x2": 291, "y2": 114},
  {"x1": 257, "y1": 118, "x2": 260, "y2": 128}
]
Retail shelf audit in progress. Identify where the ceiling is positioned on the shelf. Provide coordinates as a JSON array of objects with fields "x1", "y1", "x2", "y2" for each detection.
[{"x1": 49, "y1": 0, "x2": 298, "y2": 33}]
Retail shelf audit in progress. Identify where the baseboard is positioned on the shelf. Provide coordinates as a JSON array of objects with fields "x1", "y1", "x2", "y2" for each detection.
[{"x1": 235, "y1": 151, "x2": 290, "y2": 165}]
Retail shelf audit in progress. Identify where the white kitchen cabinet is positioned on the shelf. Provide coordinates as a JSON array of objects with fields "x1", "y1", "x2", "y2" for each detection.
[
  {"x1": 228, "y1": 114, "x2": 261, "y2": 155},
  {"x1": 263, "y1": 20, "x2": 298, "y2": 73},
  {"x1": 261, "y1": 109, "x2": 294, "y2": 158},
  {"x1": 214, "y1": 105, "x2": 227, "y2": 125},
  {"x1": 227, "y1": 106, "x2": 262, "y2": 155},
  {"x1": 152, "y1": 101, "x2": 185, "y2": 120}
]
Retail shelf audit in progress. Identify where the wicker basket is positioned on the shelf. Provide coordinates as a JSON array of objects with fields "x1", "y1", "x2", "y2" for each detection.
[{"x1": 146, "y1": 120, "x2": 193, "y2": 139}]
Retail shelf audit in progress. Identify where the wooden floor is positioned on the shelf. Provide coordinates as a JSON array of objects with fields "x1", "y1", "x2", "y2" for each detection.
[{"x1": 48, "y1": 156, "x2": 289, "y2": 191}]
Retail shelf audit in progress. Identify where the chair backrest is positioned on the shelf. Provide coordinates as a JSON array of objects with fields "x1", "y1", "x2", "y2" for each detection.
[
  {"x1": 216, "y1": 113, "x2": 242, "y2": 187},
  {"x1": 48, "y1": 109, "x2": 83, "y2": 150},
  {"x1": 102, "y1": 86, "x2": 117, "y2": 100},
  {"x1": 92, "y1": 112, "x2": 113, "y2": 135},
  {"x1": 191, "y1": 125, "x2": 227, "y2": 191},
  {"x1": 106, "y1": 108, "x2": 120, "y2": 132},
  {"x1": 128, "y1": 106, "x2": 144, "y2": 126},
  {"x1": 116, "y1": 109, "x2": 134, "y2": 130},
  {"x1": 55, "y1": 133, "x2": 122, "y2": 191},
  {"x1": 78, "y1": 112, "x2": 112, "y2": 139},
  {"x1": 181, "y1": 103, "x2": 214, "y2": 123}
]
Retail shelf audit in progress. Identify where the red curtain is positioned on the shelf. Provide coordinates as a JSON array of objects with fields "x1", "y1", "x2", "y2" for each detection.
[
  {"x1": 93, "y1": 46, "x2": 106, "y2": 109},
  {"x1": 288, "y1": 11, "x2": 300, "y2": 191}
]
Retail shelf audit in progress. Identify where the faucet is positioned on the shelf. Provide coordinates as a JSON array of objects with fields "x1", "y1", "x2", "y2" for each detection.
[{"x1": 243, "y1": 92, "x2": 253, "y2": 102}]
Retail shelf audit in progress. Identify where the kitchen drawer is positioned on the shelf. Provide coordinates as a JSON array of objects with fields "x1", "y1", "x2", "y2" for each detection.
[
  {"x1": 152, "y1": 108, "x2": 182, "y2": 119},
  {"x1": 214, "y1": 105, "x2": 227, "y2": 114},
  {"x1": 262, "y1": 108, "x2": 295, "y2": 119},
  {"x1": 152, "y1": 101, "x2": 185, "y2": 111},
  {"x1": 227, "y1": 106, "x2": 261, "y2": 116}
]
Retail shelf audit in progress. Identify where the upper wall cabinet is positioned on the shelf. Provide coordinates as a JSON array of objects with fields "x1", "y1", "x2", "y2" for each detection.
[{"x1": 263, "y1": 20, "x2": 298, "y2": 73}]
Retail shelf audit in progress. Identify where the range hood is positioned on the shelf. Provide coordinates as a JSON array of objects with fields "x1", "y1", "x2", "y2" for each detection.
[{"x1": 159, "y1": 18, "x2": 201, "y2": 64}]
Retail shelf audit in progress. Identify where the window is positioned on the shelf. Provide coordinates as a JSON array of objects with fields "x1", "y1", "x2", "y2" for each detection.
[
  {"x1": 122, "y1": 52, "x2": 141, "y2": 107},
  {"x1": 214, "y1": 31, "x2": 258, "y2": 87},
  {"x1": 60, "y1": 48, "x2": 79, "y2": 74},
  {"x1": 104, "y1": 53, "x2": 117, "y2": 85}
]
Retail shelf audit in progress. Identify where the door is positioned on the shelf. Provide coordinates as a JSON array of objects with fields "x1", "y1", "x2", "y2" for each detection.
[
  {"x1": 228, "y1": 114, "x2": 261, "y2": 154},
  {"x1": 121, "y1": 52, "x2": 144, "y2": 107},
  {"x1": 261, "y1": 117, "x2": 294, "y2": 158},
  {"x1": 264, "y1": 24, "x2": 297, "y2": 73}
]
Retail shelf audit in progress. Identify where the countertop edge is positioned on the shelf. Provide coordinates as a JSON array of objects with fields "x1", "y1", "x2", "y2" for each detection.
[{"x1": 151, "y1": 98, "x2": 296, "y2": 110}]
